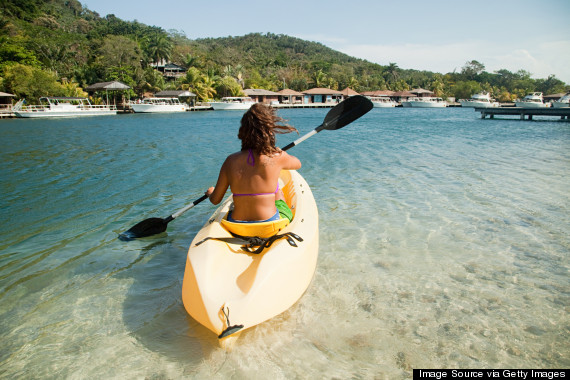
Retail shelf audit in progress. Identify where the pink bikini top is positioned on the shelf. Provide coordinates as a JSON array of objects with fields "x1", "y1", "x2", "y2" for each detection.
[{"x1": 232, "y1": 149, "x2": 279, "y2": 197}]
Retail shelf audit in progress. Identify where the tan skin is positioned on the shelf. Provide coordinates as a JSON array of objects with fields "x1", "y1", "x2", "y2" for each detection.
[{"x1": 206, "y1": 149, "x2": 301, "y2": 221}]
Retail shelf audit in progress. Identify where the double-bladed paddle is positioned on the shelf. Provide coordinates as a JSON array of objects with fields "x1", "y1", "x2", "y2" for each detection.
[{"x1": 118, "y1": 95, "x2": 373, "y2": 241}]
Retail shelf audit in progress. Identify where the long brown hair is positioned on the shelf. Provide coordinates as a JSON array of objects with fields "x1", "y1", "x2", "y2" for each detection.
[{"x1": 238, "y1": 103, "x2": 298, "y2": 155}]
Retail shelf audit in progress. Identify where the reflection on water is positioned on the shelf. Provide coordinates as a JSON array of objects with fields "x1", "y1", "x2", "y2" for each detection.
[{"x1": 0, "y1": 109, "x2": 568, "y2": 377}]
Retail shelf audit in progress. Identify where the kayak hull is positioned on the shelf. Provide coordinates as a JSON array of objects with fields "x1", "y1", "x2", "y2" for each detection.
[{"x1": 182, "y1": 170, "x2": 319, "y2": 339}]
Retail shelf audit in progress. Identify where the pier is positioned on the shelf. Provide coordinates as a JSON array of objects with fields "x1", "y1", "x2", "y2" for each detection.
[
  {"x1": 0, "y1": 105, "x2": 15, "y2": 118},
  {"x1": 476, "y1": 107, "x2": 570, "y2": 120}
]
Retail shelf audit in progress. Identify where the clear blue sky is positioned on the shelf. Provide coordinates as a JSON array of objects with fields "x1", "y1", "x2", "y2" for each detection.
[{"x1": 82, "y1": 0, "x2": 570, "y2": 83}]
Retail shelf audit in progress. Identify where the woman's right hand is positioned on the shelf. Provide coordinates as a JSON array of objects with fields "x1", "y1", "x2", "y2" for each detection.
[{"x1": 205, "y1": 187, "x2": 215, "y2": 197}]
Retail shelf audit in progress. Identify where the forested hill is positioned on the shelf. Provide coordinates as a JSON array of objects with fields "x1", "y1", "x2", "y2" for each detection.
[
  {"x1": 190, "y1": 33, "x2": 369, "y2": 69},
  {"x1": 182, "y1": 32, "x2": 390, "y2": 92},
  {"x1": 1, "y1": 0, "x2": 567, "y2": 102}
]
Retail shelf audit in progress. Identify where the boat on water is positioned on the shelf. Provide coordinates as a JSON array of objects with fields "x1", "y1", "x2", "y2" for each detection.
[
  {"x1": 13, "y1": 97, "x2": 117, "y2": 118},
  {"x1": 515, "y1": 92, "x2": 550, "y2": 108},
  {"x1": 182, "y1": 170, "x2": 318, "y2": 343},
  {"x1": 407, "y1": 97, "x2": 448, "y2": 108},
  {"x1": 369, "y1": 96, "x2": 397, "y2": 108},
  {"x1": 210, "y1": 97, "x2": 256, "y2": 111},
  {"x1": 130, "y1": 97, "x2": 189, "y2": 113},
  {"x1": 551, "y1": 93, "x2": 570, "y2": 108},
  {"x1": 459, "y1": 92, "x2": 500, "y2": 108}
]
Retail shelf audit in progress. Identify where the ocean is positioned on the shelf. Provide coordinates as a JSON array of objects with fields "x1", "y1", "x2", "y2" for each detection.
[{"x1": 0, "y1": 107, "x2": 568, "y2": 378}]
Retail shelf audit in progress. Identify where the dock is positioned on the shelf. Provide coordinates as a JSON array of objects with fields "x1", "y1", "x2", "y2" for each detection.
[
  {"x1": 476, "y1": 107, "x2": 570, "y2": 120},
  {"x1": 272, "y1": 103, "x2": 336, "y2": 109},
  {"x1": 0, "y1": 106, "x2": 15, "y2": 118}
]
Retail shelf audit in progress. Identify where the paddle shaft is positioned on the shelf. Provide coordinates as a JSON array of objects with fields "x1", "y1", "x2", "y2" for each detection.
[
  {"x1": 281, "y1": 129, "x2": 318, "y2": 151},
  {"x1": 170, "y1": 194, "x2": 209, "y2": 219}
]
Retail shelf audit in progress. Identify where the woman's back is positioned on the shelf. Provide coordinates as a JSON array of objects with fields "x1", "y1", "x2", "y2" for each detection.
[
  {"x1": 225, "y1": 150, "x2": 299, "y2": 221},
  {"x1": 207, "y1": 103, "x2": 301, "y2": 222}
]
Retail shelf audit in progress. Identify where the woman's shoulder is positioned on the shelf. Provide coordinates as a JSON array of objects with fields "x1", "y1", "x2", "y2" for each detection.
[
  {"x1": 266, "y1": 150, "x2": 301, "y2": 169},
  {"x1": 260, "y1": 149, "x2": 285, "y2": 163},
  {"x1": 221, "y1": 151, "x2": 244, "y2": 169},
  {"x1": 225, "y1": 150, "x2": 247, "y2": 161}
]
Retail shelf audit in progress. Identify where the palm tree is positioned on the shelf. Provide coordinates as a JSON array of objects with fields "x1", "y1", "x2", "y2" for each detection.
[
  {"x1": 386, "y1": 63, "x2": 399, "y2": 83},
  {"x1": 430, "y1": 79, "x2": 445, "y2": 97},
  {"x1": 145, "y1": 32, "x2": 172, "y2": 67},
  {"x1": 222, "y1": 65, "x2": 245, "y2": 89},
  {"x1": 184, "y1": 53, "x2": 198, "y2": 68},
  {"x1": 200, "y1": 69, "x2": 217, "y2": 101},
  {"x1": 312, "y1": 69, "x2": 326, "y2": 88},
  {"x1": 234, "y1": 64, "x2": 245, "y2": 88},
  {"x1": 223, "y1": 65, "x2": 234, "y2": 78},
  {"x1": 217, "y1": 76, "x2": 244, "y2": 97},
  {"x1": 348, "y1": 76, "x2": 360, "y2": 92},
  {"x1": 180, "y1": 67, "x2": 202, "y2": 92},
  {"x1": 178, "y1": 67, "x2": 217, "y2": 101}
]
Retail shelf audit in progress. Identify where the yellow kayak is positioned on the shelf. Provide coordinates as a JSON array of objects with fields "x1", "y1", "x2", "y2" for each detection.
[{"x1": 182, "y1": 170, "x2": 319, "y2": 342}]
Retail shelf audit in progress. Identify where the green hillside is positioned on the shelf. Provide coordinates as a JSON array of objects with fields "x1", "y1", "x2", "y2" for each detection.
[{"x1": 0, "y1": 0, "x2": 567, "y2": 102}]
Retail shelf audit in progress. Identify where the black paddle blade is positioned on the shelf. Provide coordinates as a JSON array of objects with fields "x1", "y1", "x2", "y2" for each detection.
[
  {"x1": 118, "y1": 217, "x2": 171, "y2": 241},
  {"x1": 320, "y1": 95, "x2": 373, "y2": 131}
]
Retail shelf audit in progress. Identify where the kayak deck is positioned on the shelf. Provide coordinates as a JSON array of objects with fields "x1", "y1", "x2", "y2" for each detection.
[{"x1": 182, "y1": 170, "x2": 319, "y2": 340}]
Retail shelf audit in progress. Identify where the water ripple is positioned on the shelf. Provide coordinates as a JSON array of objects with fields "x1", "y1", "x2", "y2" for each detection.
[{"x1": 0, "y1": 109, "x2": 568, "y2": 376}]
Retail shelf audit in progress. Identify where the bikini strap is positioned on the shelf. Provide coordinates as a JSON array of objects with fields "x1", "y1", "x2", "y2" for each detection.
[
  {"x1": 232, "y1": 182, "x2": 279, "y2": 197},
  {"x1": 247, "y1": 149, "x2": 255, "y2": 166}
]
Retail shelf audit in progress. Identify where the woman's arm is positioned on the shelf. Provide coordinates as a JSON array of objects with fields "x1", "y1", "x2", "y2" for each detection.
[
  {"x1": 206, "y1": 159, "x2": 230, "y2": 205},
  {"x1": 279, "y1": 151, "x2": 302, "y2": 170}
]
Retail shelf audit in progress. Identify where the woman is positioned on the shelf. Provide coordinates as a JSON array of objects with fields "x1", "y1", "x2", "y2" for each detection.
[{"x1": 206, "y1": 103, "x2": 301, "y2": 223}]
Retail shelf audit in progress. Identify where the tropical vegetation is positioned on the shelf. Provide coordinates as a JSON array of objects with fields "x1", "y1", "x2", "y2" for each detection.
[{"x1": 1, "y1": 0, "x2": 568, "y2": 104}]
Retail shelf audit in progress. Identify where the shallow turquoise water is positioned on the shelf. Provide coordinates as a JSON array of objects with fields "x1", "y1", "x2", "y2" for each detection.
[{"x1": 0, "y1": 108, "x2": 568, "y2": 378}]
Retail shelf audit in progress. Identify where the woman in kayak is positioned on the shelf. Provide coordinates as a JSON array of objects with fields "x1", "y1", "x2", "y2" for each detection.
[{"x1": 206, "y1": 103, "x2": 301, "y2": 223}]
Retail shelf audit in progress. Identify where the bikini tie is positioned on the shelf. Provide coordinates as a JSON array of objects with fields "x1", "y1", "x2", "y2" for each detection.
[{"x1": 247, "y1": 149, "x2": 255, "y2": 166}]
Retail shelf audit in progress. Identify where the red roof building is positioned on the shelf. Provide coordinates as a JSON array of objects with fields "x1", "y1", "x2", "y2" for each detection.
[{"x1": 303, "y1": 88, "x2": 343, "y2": 104}]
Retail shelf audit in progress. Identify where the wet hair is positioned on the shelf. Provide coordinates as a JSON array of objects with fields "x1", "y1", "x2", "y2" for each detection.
[{"x1": 238, "y1": 103, "x2": 298, "y2": 155}]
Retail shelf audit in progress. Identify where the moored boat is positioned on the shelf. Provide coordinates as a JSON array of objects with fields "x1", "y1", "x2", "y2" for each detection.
[
  {"x1": 551, "y1": 93, "x2": 570, "y2": 108},
  {"x1": 515, "y1": 92, "x2": 550, "y2": 108},
  {"x1": 369, "y1": 96, "x2": 397, "y2": 108},
  {"x1": 13, "y1": 97, "x2": 117, "y2": 118},
  {"x1": 210, "y1": 97, "x2": 256, "y2": 110},
  {"x1": 408, "y1": 97, "x2": 448, "y2": 108},
  {"x1": 130, "y1": 97, "x2": 189, "y2": 113},
  {"x1": 182, "y1": 170, "x2": 318, "y2": 342},
  {"x1": 459, "y1": 92, "x2": 500, "y2": 108}
]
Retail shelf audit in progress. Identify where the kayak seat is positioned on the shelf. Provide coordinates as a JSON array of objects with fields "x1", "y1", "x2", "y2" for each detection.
[{"x1": 221, "y1": 213, "x2": 290, "y2": 239}]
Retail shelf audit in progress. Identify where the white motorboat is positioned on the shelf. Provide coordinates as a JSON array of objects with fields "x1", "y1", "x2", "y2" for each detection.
[
  {"x1": 13, "y1": 97, "x2": 117, "y2": 118},
  {"x1": 459, "y1": 92, "x2": 500, "y2": 108},
  {"x1": 130, "y1": 97, "x2": 189, "y2": 113},
  {"x1": 408, "y1": 97, "x2": 448, "y2": 108},
  {"x1": 369, "y1": 96, "x2": 397, "y2": 108},
  {"x1": 515, "y1": 92, "x2": 550, "y2": 108},
  {"x1": 210, "y1": 97, "x2": 255, "y2": 110},
  {"x1": 551, "y1": 93, "x2": 570, "y2": 108}
]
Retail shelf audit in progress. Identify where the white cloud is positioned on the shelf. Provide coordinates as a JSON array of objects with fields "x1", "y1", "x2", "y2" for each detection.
[
  {"x1": 334, "y1": 40, "x2": 570, "y2": 83},
  {"x1": 339, "y1": 42, "x2": 475, "y2": 73},
  {"x1": 483, "y1": 41, "x2": 570, "y2": 82}
]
